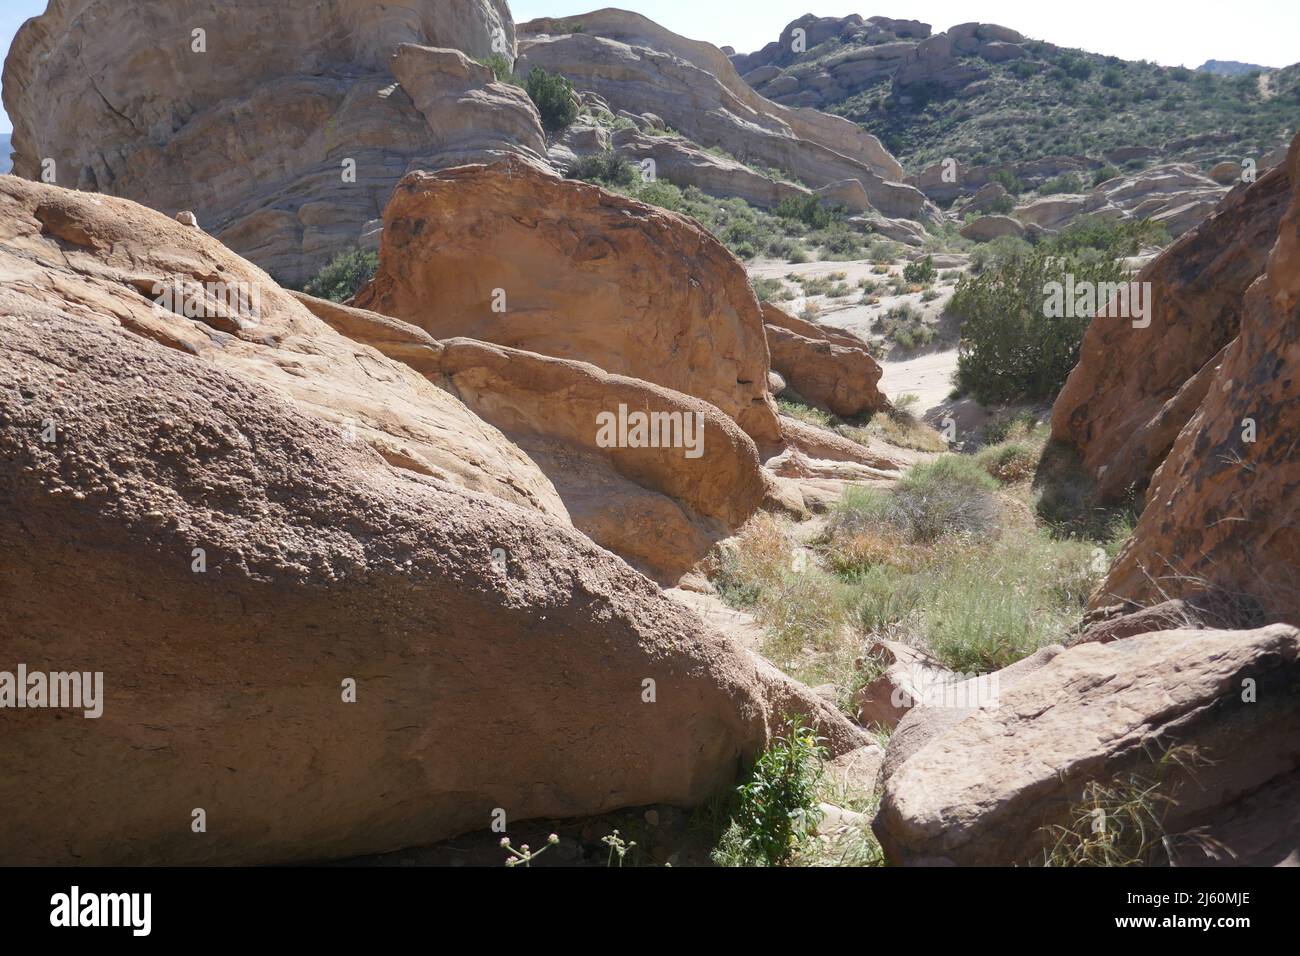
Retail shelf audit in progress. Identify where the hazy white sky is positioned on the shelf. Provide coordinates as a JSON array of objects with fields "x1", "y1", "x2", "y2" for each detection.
[{"x1": 3, "y1": 1, "x2": 1298, "y2": 133}]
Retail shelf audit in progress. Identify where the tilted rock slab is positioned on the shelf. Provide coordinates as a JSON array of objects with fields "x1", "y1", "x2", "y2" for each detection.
[
  {"x1": 2, "y1": 0, "x2": 547, "y2": 287},
  {"x1": 517, "y1": 10, "x2": 938, "y2": 223},
  {"x1": 294, "y1": 293, "x2": 769, "y2": 585},
  {"x1": 1050, "y1": 153, "x2": 1292, "y2": 503},
  {"x1": 762, "y1": 304, "x2": 889, "y2": 418},
  {"x1": 0, "y1": 177, "x2": 867, "y2": 865},
  {"x1": 874, "y1": 626, "x2": 1300, "y2": 865},
  {"x1": 355, "y1": 159, "x2": 783, "y2": 444},
  {"x1": 1097, "y1": 135, "x2": 1300, "y2": 623}
]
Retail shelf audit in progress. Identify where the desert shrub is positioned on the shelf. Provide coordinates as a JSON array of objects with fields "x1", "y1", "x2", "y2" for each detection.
[
  {"x1": 774, "y1": 194, "x2": 841, "y2": 229},
  {"x1": 1091, "y1": 164, "x2": 1121, "y2": 186},
  {"x1": 903, "y1": 254, "x2": 936, "y2": 285},
  {"x1": 751, "y1": 276, "x2": 792, "y2": 302},
  {"x1": 1037, "y1": 171, "x2": 1085, "y2": 194},
  {"x1": 968, "y1": 234, "x2": 1033, "y2": 273},
  {"x1": 303, "y1": 247, "x2": 378, "y2": 302},
  {"x1": 525, "y1": 67, "x2": 578, "y2": 133},
  {"x1": 832, "y1": 456, "x2": 1000, "y2": 546},
  {"x1": 951, "y1": 248, "x2": 1125, "y2": 404},
  {"x1": 880, "y1": 302, "x2": 934, "y2": 350},
  {"x1": 976, "y1": 439, "x2": 1040, "y2": 484},
  {"x1": 712, "y1": 717, "x2": 826, "y2": 867},
  {"x1": 571, "y1": 151, "x2": 637, "y2": 187},
  {"x1": 478, "y1": 54, "x2": 517, "y2": 84}
]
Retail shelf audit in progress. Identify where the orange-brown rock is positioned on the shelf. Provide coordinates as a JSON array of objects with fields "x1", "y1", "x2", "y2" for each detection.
[
  {"x1": 0, "y1": 177, "x2": 868, "y2": 866},
  {"x1": 762, "y1": 303, "x2": 889, "y2": 418},
  {"x1": 294, "y1": 292, "x2": 768, "y2": 584},
  {"x1": 354, "y1": 159, "x2": 783, "y2": 444},
  {"x1": 1050, "y1": 158, "x2": 1292, "y2": 502},
  {"x1": 1096, "y1": 135, "x2": 1300, "y2": 623}
]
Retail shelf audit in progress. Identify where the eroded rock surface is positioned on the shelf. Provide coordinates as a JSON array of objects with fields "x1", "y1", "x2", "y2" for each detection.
[
  {"x1": 354, "y1": 159, "x2": 782, "y2": 444},
  {"x1": 2, "y1": 0, "x2": 547, "y2": 286},
  {"x1": 0, "y1": 176, "x2": 868, "y2": 866}
]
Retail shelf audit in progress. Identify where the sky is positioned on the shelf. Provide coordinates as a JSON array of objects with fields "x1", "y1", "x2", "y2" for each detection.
[{"x1": 3, "y1": 1, "x2": 1298, "y2": 134}]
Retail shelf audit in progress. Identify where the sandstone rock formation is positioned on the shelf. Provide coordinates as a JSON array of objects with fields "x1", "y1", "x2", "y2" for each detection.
[
  {"x1": 294, "y1": 292, "x2": 768, "y2": 585},
  {"x1": 762, "y1": 304, "x2": 889, "y2": 418},
  {"x1": 354, "y1": 159, "x2": 782, "y2": 444},
  {"x1": 517, "y1": 10, "x2": 936, "y2": 222},
  {"x1": 1095, "y1": 136, "x2": 1300, "y2": 623},
  {"x1": 0, "y1": 174, "x2": 869, "y2": 866},
  {"x1": 2, "y1": 0, "x2": 548, "y2": 287},
  {"x1": 875, "y1": 626, "x2": 1300, "y2": 865},
  {"x1": 1050, "y1": 150, "x2": 1292, "y2": 504}
]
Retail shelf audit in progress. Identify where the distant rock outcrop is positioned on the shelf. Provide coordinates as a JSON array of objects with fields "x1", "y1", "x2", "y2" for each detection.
[
  {"x1": 2, "y1": 0, "x2": 548, "y2": 287},
  {"x1": 354, "y1": 159, "x2": 783, "y2": 444},
  {"x1": 0, "y1": 173, "x2": 868, "y2": 866},
  {"x1": 517, "y1": 10, "x2": 936, "y2": 223}
]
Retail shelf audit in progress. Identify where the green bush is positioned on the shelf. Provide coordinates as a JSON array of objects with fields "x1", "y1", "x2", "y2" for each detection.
[
  {"x1": 951, "y1": 246, "x2": 1125, "y2": 404},
  {"x1": 774, "y1": 194, "x2": 841, "y2": 229},
  {"x1": 478, "y1": 54, "x2": 517, "y2": 84},
  {"x1": 833, "y1": 456, "x2": 1000, "y2": 545},
  {"x1": 524, "y1": 67, "x2": 578, "y2": 133},
  {"x1": 303, "y1": 248, "x2": 379, "y2": 303},
  {"x1": 570, "y1": 151, "x2": 637, "y2": 187},
  {"x1": 903, "y1": 254, "x2": 936, "y2": 285},
  {"x1": 1037, "y1": 171, "x2": 1085, "y2": 194}
]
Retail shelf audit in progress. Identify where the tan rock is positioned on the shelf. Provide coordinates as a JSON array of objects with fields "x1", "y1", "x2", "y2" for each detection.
[
  {"x1": 354, "y1": 159, "x2": 782, "y2": 444},
  {"x1": 0, "y1": 176, "x2": 869, "y2": 866},
  {"x1": 3, "y1": 0, "x2": 546, "y2": 287},
  {"x1": 762, "y1": 304, "x2": 888, "y2": 418},
  {"x1": 959, "y1": 214, "x2": 1025, "y2": 241},
  {"x1": 1096, "y1": 135, "x2": 1300, "y2": 623},
  {"x1": 875, "y1": 626, "x2": 1300, "y2": 865}
]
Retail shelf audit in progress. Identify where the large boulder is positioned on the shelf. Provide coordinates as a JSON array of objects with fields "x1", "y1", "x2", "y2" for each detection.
[
  {"x1": 875, "y1": 626, "x2": 1300, "y2": 865},
  {"x1": 1096, "y1": 136, "x2": 1300, "y2": 623},
  {"x1": 762, "y1": 304, "x2": 889, "y2": 418},
  {"x1": 1050, "y1": 149, "x2": 1292, "y2": 507},
  {"x1": 354, "y1": 159, "x2": 783, "y2": 444},
  {"x1": 0, "y1": 175, "x2": 868, "y2": 866},
  {"x1": 2, "y1": 0, "x2": 547, "y2": 287},
  {"x1": 294, "y1": 293, "x2": 769, "y2": 585}
]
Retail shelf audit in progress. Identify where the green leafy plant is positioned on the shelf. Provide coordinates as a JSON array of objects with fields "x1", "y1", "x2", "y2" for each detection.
[
  {"x1": 712, "y1": 717, "x2": 827, "y2": 866},
  {"x1": 524, "y1": 67, "x2": 578, "y2": 133},
  {"x1": 303, "y1": 247, "x2": 378, "y2": 303}
]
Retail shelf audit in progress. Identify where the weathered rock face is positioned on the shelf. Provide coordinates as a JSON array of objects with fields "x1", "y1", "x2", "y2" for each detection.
[
  {"x1": 1096, "y1": 136, "x2": 1300, "y2": 623},
  {"x1": 0, "y1": 176, "x2": 868, "y2": 866},
  {"x1": 517, "y1": 10, "x2": 936, "y2": 223},
  {"x1": 875, "y1": 626, "x2": 1300, "y2": 866},
  {"x1": 762, "y1": 304, "x2": 889, "y2": 418},
  {"x1": 0, "y1": 173, "x2": 564, "y2": 518},
  {"x1": 354, "y1": 159, "x2": 783, "y2": 444},
  {"x1": 2, "y1": 0, "x2": 547, "y2": 287},
  {"x1": 1050, "y1": 153, "x2": 1292, "y2": 505},
  {"x1": 609, "y1": 129, "x2": 811, "y2": 209},
  {"x1": 294, "y1": 293, "x2": 769, "y2": 585}
]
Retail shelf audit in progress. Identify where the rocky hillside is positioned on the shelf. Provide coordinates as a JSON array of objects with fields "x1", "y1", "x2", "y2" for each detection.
[{"x1": 731, "y1": 15, "x2": 1298, "y2": 174}]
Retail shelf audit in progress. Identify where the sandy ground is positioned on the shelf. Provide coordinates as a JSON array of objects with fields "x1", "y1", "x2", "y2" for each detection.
[
  {"x1": 879, "y1": 347, "x2": 960, "y2": 415},
  {"x1": 750, "y1": 253, "x2": 965, "y2": 414}
]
